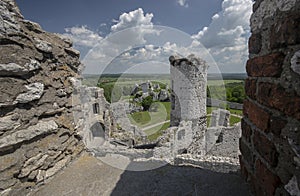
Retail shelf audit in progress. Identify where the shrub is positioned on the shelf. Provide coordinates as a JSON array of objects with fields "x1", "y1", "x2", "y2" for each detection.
[{"x1": 141, "y1": 96, "x2": 153, "y2": 111}]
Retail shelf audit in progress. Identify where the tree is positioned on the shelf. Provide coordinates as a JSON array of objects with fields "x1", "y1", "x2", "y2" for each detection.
[{"x1": 141, "y1": 96, "x2": 153, "y2": 111}]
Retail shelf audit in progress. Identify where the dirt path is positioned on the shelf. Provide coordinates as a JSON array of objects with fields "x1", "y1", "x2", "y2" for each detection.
[
  {"x1": 28, "y1": 153, "x2": 251, "y2": 196},
  {"x1": 141, "y1": 120, "x2": 170, "y2": 132}
]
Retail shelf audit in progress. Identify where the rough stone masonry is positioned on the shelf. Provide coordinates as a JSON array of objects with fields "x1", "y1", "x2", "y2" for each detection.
[
  {"x1": 240, "y1": 0, "x2": 300, "y2": 195},
  {"x1": 169, "y1": 54, "x2": 208, "y2": 155},
  {"x1": 0, "y1": 0, "x2": 85, "y2": 194}
]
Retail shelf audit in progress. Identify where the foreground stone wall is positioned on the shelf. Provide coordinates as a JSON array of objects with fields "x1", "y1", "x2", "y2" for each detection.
[
  {"x1": 240, "y1": 0, "x2": 300, "y2": 195},
  {"x1": 0, "y1": 0, "x2": 84, "y2": 193}
]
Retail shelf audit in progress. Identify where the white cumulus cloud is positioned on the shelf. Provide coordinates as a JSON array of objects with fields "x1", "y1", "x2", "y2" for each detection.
[
  {"x1": 111, "y1": 8, "x2": 154, "y2": 32},
  {"x1": 63, "y1": 26, "x2": 103, "y2": 48},
  {"x1": 177, "y1": 0, "x2": 189, "y2": 7},
  {"x1": 82, "y1": 8, "x2": 163, "y2": 74},
  {"x1": 192, "y1": 0, "x2": 253, "y2": 72}
]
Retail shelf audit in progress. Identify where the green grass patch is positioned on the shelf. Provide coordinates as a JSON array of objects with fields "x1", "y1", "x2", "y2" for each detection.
[
  {"x1": 129, "y1": 111, "x2": 151, "y2": 126},
  {"x1": 229, "y1": 108, "x2": 243, "y2": 116},
  {"x1": 146, "y1": 122, "x2": 170, "y2": 141},
  {"x1": 128, "y1": 102, "x2": 170, "y2": 128},
  {"x1": 129, "y1": 102, "x2": 171, "y2": 141},
  {"x1": 230, "y1": 116, "x2": 242, "y2": 126},
  {"x1": 207, "y1": 116, "x2": 211, "y2": 127},
  {"x1": 161, "y1": 102, "x2": 171, "y2": 120}
]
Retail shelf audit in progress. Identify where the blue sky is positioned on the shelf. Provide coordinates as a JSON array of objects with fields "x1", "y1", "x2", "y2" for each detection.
[{"x1": 15, "y1": 0, "x2": 253, "y2": 74}]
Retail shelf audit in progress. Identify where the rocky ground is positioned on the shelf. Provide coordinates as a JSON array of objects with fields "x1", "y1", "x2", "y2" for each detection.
[{"x1": 25, "y1": 153, "x2": 252, "y2": 196}]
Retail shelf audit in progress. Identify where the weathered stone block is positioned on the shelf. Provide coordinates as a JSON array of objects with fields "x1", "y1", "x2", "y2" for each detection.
[
  {"x1": 19, "y1": 153, "x2": 49, "y2": 178},
  {"x1": 65, "y1": 47, "x2": 80, "y2": 58},
  {"x1": 14, "y1": 82, "x2": 44, "y2": 104},
  {"x1": 245, "y1": 78, "x2": 256, "y2": 100},
  {"x1": 253, "y1": 131, "x2": 278, "y2": 167},
  {"x1": 239, "y1": 156, "x2": 250, "y2": 181},
  {"x1": 243, "y1": 99, "x2": 270, "y2": 131},
  {"x1": 248, "y1": 33, "x2": 262, "y2": 54},
  {"x1": 246, "y1": 53, "x2": 285, "y2": 77},
  {"x1": 270, "y1": 14, "x2": 300, "y2": 49},
  {"x1": 0, "y1": 151, "x2": 22, "y2": 172},
  {"x1": 257, "y1": 82, "x2": 300, "y2": 120},
  {"x1": 254, "y1": 159, "x2": 281, "y2": 196},
  {"x1": 0, "y1": 120, "x2": 58, "y2": 151},
  {"x1": 291, "y1": 50, "x2": 300, "y2": 75},
  {"x1": 0, "y1": 114, "x2": 20, "y2": 133},
  {"x1": 269, "y1": 116, "x2": 287, "y2": 136},
  {"x1": 239, "y1": 138, "x2": 255, "y2": 169},
  {"x1": 0, "y1": 44, "x2": 43, "y2": 65},
  {"x1": 45, "y1": 156, "x2": 71, "y2": 179},
  {"x1": 0, "y1": 78, "x2": 26, "y2": 107},
  {"x1": 34, "y1": 38, "x2": 53, "y2": 53},
  {"x1": 0, "y1": 178, "x2": 17, "y2": 190},
  {"x1": 0, "y1": 60, "x2": 40, "y2": 76},
  {"x1": 241, "y1": 119, "x2": 252, "y2": 143}
]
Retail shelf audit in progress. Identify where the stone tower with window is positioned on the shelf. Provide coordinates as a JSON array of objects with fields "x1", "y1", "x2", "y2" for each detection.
[{"x1": 169, "y1": 54, "x2": 208, "y2": 155}]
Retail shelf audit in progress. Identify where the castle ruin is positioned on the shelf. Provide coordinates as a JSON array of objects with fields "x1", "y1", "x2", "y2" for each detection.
[{"x1": 169, "y1": 54, "x2": 208, "y2": 155}]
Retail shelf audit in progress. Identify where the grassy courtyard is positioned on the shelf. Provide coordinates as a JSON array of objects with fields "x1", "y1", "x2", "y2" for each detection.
[{"x1": 129, "y1": 103, "x2": 242, "y2": 141}]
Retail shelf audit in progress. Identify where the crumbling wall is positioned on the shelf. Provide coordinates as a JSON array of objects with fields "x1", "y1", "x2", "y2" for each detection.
[
  {"x1": 169, "y1": 55, "x2": 208, "y2": 155},
  {"x1": 73, "y1": 86, "x2": 115, "y2": 149},
  {"x1": 0, "y1": 0, "x2": 84, "y2": 194},
  {"x1": 240, "y1": 0, "x2": 300, "y2": 195}
]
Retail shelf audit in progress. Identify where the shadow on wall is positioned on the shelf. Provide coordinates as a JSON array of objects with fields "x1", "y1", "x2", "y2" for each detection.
[{"x1": 110, "y1": 163, "x2": 251, "y2": 196}]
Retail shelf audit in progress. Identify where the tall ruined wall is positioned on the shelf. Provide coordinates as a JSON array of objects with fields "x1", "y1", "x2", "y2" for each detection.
[
  {"x1": 240, "y1": 0, "x2": 300, "y2": 195},
  {"x1": 0, "y1": 0, "x2": 84, "y2": 193},
  {"x1": 169, "y1": 55, "x2": 208, "y2": 155}
]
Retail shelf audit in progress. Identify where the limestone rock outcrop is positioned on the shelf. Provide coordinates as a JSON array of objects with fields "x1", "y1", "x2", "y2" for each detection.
[{"x1": 0, "y1": 0, "x2": 84, "y2": 193}]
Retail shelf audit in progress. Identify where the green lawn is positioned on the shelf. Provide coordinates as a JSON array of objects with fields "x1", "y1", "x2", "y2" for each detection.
[
  {"x1": 228, "y1": 108, "x2": 243, "y2": 116},
  {"x1": 128, "y1": 102, "x2": 170, "y2": 128},
  {"x1": 130, "y1": 104, "x2": 242, "y2": 129},
  {"x1": 230, "y1": 116, "x2": 242, "y2": 126},
  {"x1": 146, "y1": 122, "x2": 170, "y2": 141},
  {"x1": 129, "y1": 111, "x2": 151, "y2": 125}
]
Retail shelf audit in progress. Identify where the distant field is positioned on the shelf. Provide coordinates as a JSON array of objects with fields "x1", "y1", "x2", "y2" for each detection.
[
  {"x1": 207, "y1": 79, "x2": 243, "y2": 86},
  {"x1": 82, "y1": 74, "x2": 244, "y2": 88},
  {"x1": 85, "y1": 74, "x2": 245, "y2": 104}
]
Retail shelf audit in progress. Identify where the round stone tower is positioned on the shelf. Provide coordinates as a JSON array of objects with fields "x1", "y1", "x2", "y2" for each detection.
[{"x1": 169, "y1": 54, "x2": 208, "y2": 155}]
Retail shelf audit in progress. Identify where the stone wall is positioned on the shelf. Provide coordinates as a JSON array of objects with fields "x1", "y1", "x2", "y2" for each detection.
[
  {"x1": 73, "y1": 86, "x2": 115, "y2": 149},
  {"x1": 0, "y1": 0, "x2": 84, "y2": 194},
  {"x1": 109, "y1": 101, "x2": 149, "y2": 147},
  {"x1": 240, "y1": 0, "x2": 300, "y2": 195}
]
